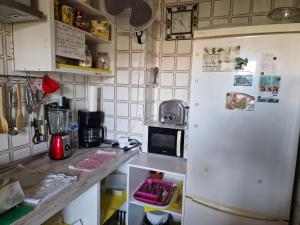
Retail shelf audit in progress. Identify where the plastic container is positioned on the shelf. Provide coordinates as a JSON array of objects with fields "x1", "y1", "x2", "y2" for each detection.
[{"x1": 133, "y1": 178, "x2": 178, "y2": 208}]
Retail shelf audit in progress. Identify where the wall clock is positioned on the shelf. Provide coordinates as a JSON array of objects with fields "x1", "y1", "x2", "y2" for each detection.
[{"x1": 166, "y1": 4, "x2": 198, "y2": 41}]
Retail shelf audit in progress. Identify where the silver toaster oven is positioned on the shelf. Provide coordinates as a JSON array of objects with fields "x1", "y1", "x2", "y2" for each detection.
[{"x1": 159, "y1": 100, "x2": 188, "y2": 125}]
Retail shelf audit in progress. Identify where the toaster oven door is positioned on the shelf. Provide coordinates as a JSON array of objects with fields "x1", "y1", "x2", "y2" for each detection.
[{"x1": 148, "y1": 126, "x2": 184, "y2": 157}]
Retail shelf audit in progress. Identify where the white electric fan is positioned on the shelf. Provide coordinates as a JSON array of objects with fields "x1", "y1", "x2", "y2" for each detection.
[{"x1": 101, "y1": 0, "x2": 161, "y2": 43}]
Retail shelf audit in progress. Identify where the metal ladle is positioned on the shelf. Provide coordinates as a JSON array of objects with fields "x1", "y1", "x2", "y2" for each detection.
[{"x1": 7, "y1": 85, "x2": 18, "y2": 136}]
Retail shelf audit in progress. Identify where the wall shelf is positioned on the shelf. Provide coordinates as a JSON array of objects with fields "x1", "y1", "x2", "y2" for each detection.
[
  {"x1": 56, "y1": 63, "x2": 113, "y2": 76},
  {"x1": 61, "y1": 0, "x2": 105, "y2": 18},
  {"x1": 56, "y1": 20, "x2": 110, "y2": 45},
  {"x1": 13, "y1": 0, "x2": 114, "y2": 76}
]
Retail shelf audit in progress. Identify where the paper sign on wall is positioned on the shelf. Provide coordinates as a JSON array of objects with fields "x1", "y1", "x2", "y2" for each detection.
[
  {"x1": 202, "y1": 46, "x2": 240, "y2": 72},
  {"x1": 55, "y1": 21, "x2": 85, "y2": 60},
  {"x1": 261, "y1": 53, "x2": 280, "y2": 75}
]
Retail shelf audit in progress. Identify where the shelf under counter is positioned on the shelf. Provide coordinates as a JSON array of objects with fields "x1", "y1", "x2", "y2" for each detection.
[{"x1": 129, "y1": 153, "x2": 187, "y2": 181}]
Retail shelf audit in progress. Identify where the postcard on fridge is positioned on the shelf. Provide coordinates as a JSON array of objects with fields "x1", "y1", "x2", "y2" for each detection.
[
  {"x1": 257, "y1": 75, "x2": 281, "y2": 103},
  {"x1": 225, "y1": 92, "x2": 255, "y2": 111},
  {"x1": 233, "y1": 71, "x2": 253, "y2": 86}
]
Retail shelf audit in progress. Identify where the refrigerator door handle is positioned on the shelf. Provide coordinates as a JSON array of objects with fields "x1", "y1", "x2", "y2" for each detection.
[{"x1": 186, "y1": 195, "x2": 288, "y2": 223}]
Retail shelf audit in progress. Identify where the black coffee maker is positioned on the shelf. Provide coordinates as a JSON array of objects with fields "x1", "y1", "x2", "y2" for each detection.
[{"x1": 78, "y1": 111, "x2": 105, "y2": 148}]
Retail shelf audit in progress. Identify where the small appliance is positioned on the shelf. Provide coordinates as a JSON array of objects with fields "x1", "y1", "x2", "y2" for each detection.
[
  {"x1": 143, "y1": 125, "x2": 184, "y2": 158},
  {"x1": 159, "y1": 100, "x2": 188, "y2": 125},
  {"x1": 78, "y1": 111, "x2": 104, "y2": 148},
  {"x1": 46, "y1": 97, "x2": 72, "y2": 160}
]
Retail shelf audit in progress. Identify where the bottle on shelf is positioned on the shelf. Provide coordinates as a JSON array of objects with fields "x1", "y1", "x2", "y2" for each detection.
[{"x1": 74, "y1": 7, "x2": 86, "y2": 30}]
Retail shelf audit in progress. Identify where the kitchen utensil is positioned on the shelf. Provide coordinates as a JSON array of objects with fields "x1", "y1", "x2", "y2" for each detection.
[
  {"x1": 153, "y1": 67, "x2": 159, "y2": 86},
  {"x1": 32, "y1": 118, "x2": 45, "y2": 144},
  {"x1": 146, "y1": 211, "x2": 169, "y2": 225},
  {"x1": 25, "y1": 85, "x2": 33, "y2": 114},
  {"x1": 0, "y1": 177, "x2": 25, "y2": 214},
  {"x1": 7, "y1": 85, "x2": 18, "y2": 136},
  {"x1": 159, "y1": 100, "x2": 189, "y2": 125},
  {"x1": 42, "y1": 75, "x2": 60, "y2": 98},
  {"x1": 16, "y1": 84, "x2": 24, "y2": 130},
  {"x1": 0, "y1": 86, "x2": 8, "y2": 134}
]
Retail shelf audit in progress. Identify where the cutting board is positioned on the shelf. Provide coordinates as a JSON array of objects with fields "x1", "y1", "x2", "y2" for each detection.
[{"x1": 0, "y1": 203, "x2": 34, "y2": 225}]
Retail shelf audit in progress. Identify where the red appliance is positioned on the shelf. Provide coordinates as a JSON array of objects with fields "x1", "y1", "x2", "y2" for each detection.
[
  {"x1": 46, "y1": 97, "x2": 72, "y2": 160},
  {"x1": 49, "y1": 135, "x2": 71, "y2": 160}
]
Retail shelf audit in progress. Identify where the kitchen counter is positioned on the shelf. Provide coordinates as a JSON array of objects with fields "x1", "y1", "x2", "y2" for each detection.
[{"x1": 0, "y1": 147, "x2": 139, "y2": 225}]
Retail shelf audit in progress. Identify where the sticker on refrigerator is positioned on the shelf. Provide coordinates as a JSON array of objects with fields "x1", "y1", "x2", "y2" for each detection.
[
  {"x1": 202, "y1": 46, "x2": 240, "y2": 72},
  {"x1": 234, "y1": 57, "x2": 248, "y2": 70},
  {"x1": 257, "y1": 75, "x2": 281, "y2": 103},
  {"x1": 233, "y1": 71, "x2": 253, "y2": 86},
  {"x1": 225, "y1": 92, "x2": 255, "y2": 111}
]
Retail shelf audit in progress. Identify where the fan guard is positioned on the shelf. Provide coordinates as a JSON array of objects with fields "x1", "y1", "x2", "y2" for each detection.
[{"x1": 101, "y1": 0, "x2": 161, "y2": 32}]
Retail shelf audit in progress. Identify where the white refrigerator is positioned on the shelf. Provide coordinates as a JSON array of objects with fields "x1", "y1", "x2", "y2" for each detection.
[{"x1": 185, "y1": 32, "x2": 300, "y2": 225}]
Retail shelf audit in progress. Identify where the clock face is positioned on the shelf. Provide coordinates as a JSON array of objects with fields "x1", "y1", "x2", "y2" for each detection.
[
  {"x1": 171, "y1": 11, "x2": 192, "y2": 34},
  {"x1": 165, "y1": 3, "x2": 198, "y2": 41}
]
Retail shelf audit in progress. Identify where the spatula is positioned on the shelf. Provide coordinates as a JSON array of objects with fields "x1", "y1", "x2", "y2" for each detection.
[
  {"x1": 0, "y1": 86, "x2": 8, "y2": 134},
  {"x1": 16, "y1": 84, "x2": 24, "y2": 130}
]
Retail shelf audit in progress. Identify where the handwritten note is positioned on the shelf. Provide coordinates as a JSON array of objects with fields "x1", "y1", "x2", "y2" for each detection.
[{"x1": 55, "y1": 21, "x2": 85, "y2": 60}]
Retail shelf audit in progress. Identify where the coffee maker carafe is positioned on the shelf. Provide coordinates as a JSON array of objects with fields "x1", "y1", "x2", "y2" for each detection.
[
  {"x1": 78, "y1": 111, "x2": 104, "y2": 148},
  {"x1": 46, "y1": 97, "x2": 72, "y2": 160}
]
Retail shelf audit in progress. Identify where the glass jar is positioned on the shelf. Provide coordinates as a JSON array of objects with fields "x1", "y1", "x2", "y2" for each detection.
[
  {"x1": 102, "y1": 52, "x2": 110, "y2": 70},
  {"x1": 96, "y1": 52, "x2": 110, "y2": 69},
  {"x1": 96, "y1": 52, "x2": 104, "y2": 69},
  {"x1": 79, "y1": 45, "x2": 92, "y2": 67}
]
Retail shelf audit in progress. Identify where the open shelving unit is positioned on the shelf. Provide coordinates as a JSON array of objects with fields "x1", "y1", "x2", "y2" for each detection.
[
  {"x1": 127, "y1": 154, "x2": 187, "y2": 225},
  {"x1": 13, "y1": 0, "x2": 114, "y2": 77}
]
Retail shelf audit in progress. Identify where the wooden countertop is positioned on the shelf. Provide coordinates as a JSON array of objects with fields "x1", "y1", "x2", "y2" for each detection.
[{"x1": 0, "y1": 147, "x2": 139, "y2": 225}]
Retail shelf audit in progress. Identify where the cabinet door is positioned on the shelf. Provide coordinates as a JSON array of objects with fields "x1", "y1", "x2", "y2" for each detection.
[
  {"x1": 184, "y1": 198, "x2": 288, "y2": 225},
  {"x1": 13, "y1": 0, "x2": 56, "y2": 71}
]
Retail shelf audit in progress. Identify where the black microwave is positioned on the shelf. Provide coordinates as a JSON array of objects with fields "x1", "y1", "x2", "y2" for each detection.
[{"x1": 146, "y1": 126, "x2": 184, "y2": 157}]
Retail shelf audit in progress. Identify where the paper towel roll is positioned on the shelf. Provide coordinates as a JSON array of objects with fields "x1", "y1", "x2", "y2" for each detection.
[{"x1": 88, "y1": 86, "x2": 98, "y2": 112}]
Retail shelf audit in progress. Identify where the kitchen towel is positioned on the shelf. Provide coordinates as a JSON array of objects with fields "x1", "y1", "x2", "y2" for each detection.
[
  {"x1": 2, "y1": 165, "x2": 77, "y2": 206},
  {"x1": 69, "y1": 150, "x2": 116, "y2": 172},
  {"x1": 88, "y1": 86, "x2": 98, "y2": 112}
]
